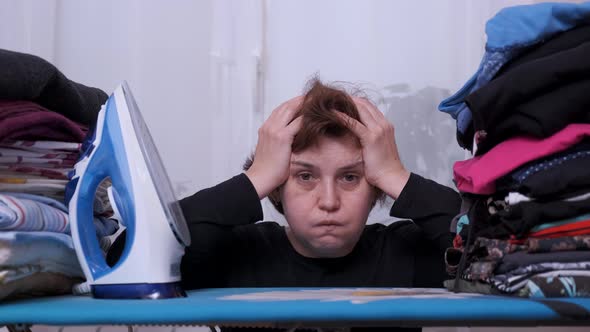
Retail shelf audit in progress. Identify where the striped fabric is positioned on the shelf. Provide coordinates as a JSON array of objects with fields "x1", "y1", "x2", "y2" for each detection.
[{"x1": 0, "y1": 192, "x2": 69, "y2": 233}]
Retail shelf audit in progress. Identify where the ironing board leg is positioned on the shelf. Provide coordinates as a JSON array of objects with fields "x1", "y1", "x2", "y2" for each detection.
[{"x1": 5, "y1": 324, "x2": 32, "y2": 332}]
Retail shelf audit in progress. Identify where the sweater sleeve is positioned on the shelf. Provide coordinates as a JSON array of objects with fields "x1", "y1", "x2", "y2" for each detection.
[
  {"x1": 179, "y1": 173, "x2": 263, "y2": 289},
  {"x1": 180, "y1": 173, "x2": 263, "y2": 226},
  {"x1": 389, "y1": 173, "x2": 461, "y2": 251}
]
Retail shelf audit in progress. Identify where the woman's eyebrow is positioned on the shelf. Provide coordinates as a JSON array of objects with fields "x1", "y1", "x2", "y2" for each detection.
[
  {"x1": 291, "y1": 160, "x2": 316, "y2": 169},
  {"x1": 291, "y1": 160, "x2": 363, "y2": 171},
  {"x1": 338, "y1": 161, "x2": 364, "y2": 171},
  {"x1": 291, "y1": 160, "x2": 364, "y2": 171}
]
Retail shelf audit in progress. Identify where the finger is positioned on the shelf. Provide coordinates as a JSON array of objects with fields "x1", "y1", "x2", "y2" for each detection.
[
  {"x1": 277, "y1": 96, "x2": 304, "y2": 124},
  {"x1": 285, "y1": 116, "x2": 303, "y2": 136},
  {"x1": 336, "y1": 112, "x2": 369, "y2": 139},
  {"x1": 356, "y1": 98, "x2": 391, "y2": 133},
  {"x1": 353, "y1": 97, "x2": 380, "y2": 128},
  {"x1": 357, "y1": 97, "x2": 386, "y2": 122},
  {"x1": 266, "y1": 96, "x2": 303, "y2": 127}
]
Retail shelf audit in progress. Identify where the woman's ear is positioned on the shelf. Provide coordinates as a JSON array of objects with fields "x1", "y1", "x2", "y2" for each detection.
[
  {"x1": 268, "y1": 186, "x2": 284, "y2": 213},
  {"x1": 269, "y1": 191, "x2": 280, "y2": 203},
  {"x1": 371, "y1": 186, "x2": 383, "y2": 208}
]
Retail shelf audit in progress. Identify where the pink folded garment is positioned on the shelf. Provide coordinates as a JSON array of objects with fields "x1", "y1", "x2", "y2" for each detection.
[{"x1": 453, "y1": 123, "x2": 590, "y2": 194}]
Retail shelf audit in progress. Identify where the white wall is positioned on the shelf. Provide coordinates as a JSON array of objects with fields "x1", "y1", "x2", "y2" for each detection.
[
  {"x1": 0, "y1": 0, "x2": 57, "y2": 61},
  {"x1": 51, "y1": 0, "x2": 217, "y2": 197},
  {"x1": 1, "y1": 0, "x2": 219, "y2": 198}
]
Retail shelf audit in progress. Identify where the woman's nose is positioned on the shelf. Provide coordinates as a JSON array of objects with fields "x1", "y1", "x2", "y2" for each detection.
[{"x1": 317, "y1": 181, "x2": 340, "y2": 212}]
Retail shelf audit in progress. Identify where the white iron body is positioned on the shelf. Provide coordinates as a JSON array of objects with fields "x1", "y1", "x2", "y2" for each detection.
[{"x1": 68, "y1": 82, "x2": 190, "y2": 299}]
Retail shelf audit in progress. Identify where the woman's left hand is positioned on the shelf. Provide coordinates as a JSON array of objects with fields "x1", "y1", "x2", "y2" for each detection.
[{"x1": 338, "y1": 97, "x2": 410, "y2": 199}]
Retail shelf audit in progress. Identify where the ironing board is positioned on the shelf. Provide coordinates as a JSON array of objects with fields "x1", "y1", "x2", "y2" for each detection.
[{"x1": 1, "y1": 287, "x2": 590, "y2": 329}]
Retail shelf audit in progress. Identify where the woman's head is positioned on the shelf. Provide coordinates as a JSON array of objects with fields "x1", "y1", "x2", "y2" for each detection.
[
  {"x1": 244, "y1": 79, "x2": 386, "y2": 258},
  {"x1": 244, "y1": 79, "x2": 385, "y2": 213}
]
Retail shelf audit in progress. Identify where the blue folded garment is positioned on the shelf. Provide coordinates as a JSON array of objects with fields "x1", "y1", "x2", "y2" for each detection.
[
  {"x1": 0, "y1": 231, "x2": 83, "y2": 278},
  {"x1": 439, "y1": 1, "x2": 590, "y2": 135}
]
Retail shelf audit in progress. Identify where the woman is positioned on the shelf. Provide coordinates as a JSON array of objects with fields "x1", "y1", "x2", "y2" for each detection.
[{"x1": 180, "y1": 79, "x2": 460, "y2": 290}]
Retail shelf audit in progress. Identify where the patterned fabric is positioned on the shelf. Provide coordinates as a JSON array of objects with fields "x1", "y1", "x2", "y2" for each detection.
[
  {"x1": 0, "y1": 147, "x2": 78, "y2": 160},
  {"x1": 454, "y1": 238, "x2": 506, "y2": 281},
  {"x1": 464, "y1": 261, "x2": 498, "y2": 281},
  {"x1": 477, "y1": 238, "x2": 524, "y2": 259},
  {"x1": 0, "y1": 139, "x2": 82, "y2": 198},
  {"x1": 443, "y1": 278, "x2": 500, "y2": 295},
  {"x1": 493, "y1": 268, "x2": 590, "y2": 293},
  {"x1": 486, "y1": 196, "x2": 508, "y2": 215},
  {"x1": 93, "y1": 178, "x2": 113, "y2": 215},
  {"x1": 0, "y1": 180, "x2": 68, "y2": 201},
  {"x1": 470, "y1": 235, "x2": 590, "y2": 255},
  {"x1": 528, "y1": 235, "x2": 590, "y2": 253},
  {"x1": 506, "y1": 148, "x2": 590, "y2": 185},
  {"x1": 465, "y1": 259, "x2": 590, "y2": 285},
  {"x1": 449, "y1": 236, "x2": 590, "y2": 282},
  {"x1": 0, "y1": 156, "x2": 76, "y2": 167},
  {"x1": 495, "y1": 250, "x2": 590, "y2": 275},
  {"x1": 518, "y1": 275, "x2": 590, "y2": 298},
  {"x1": 0, "y1": 140, "x2": 82, "y2": 152},
  {"x1": 0, "y1": 165, "x2": 69, "y2": 180}
]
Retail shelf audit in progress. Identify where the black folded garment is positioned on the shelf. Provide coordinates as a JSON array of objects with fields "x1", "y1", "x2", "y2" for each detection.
[
  {"x1": 463, "y1": 25, "x2": 590, "y2": 154},
  {"x1": 0, "y1": 48, "x2": 107, "y2": 126},
  {"x1": 466, "y1": 40, "x2": 590, "y2": 155},
  {"x1": 478, "y1": 195, "x2": 590, "y2": 239},
  {"x1": 496, "y1": 140, "x2": 590, "y2": 198}
]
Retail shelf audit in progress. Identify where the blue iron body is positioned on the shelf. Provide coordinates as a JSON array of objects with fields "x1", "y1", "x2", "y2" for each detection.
[{"x1": 68, "y1": 82, "x2": 191, "y2": 299}]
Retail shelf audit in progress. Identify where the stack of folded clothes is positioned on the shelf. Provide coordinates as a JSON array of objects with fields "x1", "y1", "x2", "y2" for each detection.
[
  {"x1": 438, "y1": 2, "x2": 590, "y2": 298},
  {"x1": 0, "y1": 49, "x2": 119, "y2": 300}
]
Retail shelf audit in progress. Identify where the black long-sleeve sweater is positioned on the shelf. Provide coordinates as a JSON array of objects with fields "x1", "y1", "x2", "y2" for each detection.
[{"x1": 179, "y1": 172, "x2": 461, "y2": 290}]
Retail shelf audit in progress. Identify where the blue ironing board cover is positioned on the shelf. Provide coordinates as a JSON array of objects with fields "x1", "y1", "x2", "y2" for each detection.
[{"x1": 1, "y1": 288, "x2": 589, "y2": 327}]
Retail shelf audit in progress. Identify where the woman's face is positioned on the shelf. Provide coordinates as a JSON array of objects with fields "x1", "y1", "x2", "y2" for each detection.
[{"x1": 280, "y1": 135, "x2": 374, "y2": 258}]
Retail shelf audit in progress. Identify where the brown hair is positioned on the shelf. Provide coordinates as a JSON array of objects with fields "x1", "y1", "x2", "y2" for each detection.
[{"x1": 244, "y1": 78, "x2": 385, "y2": 214}]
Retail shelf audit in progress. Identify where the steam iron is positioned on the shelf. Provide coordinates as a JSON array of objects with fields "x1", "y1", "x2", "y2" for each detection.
[{"x1": 68, "y1": 81, "x2": 191, "y2": 299}]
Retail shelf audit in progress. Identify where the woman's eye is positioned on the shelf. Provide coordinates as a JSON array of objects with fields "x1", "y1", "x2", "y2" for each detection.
[
  {"x1": 298, "y1": 173, "x2": 313, "y2": 181},
  {"x1": 342, "y1": 174, "x2": 358, "y2": 183}
]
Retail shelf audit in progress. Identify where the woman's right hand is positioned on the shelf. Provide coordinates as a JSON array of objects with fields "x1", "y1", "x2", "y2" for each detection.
[{"x1": 245, "y1": 96, "x2": 303, "y2": 199}]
